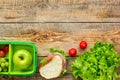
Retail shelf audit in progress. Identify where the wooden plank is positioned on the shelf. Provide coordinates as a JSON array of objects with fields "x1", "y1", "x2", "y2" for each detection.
[
  {"x1": 0, "y1": 56, "x2": 120, "y2": 79},
  {"x1": 0, "y1": 57, "x2": 76, "y2": 80},
  {"x1": 0, "y1": 23, "x2": 120, "y2": 56},
  {"x1": 0, "y1": 0, "x2": 119, "y2": 22},
  {"x1": 0, "y1": 23, "x2": 120, "y2": 80},
  {"x1": 0, "y1": 73, "x2": 75, "y2": 80},
  {"x1": 1, "y1": 56, "x2": 120, "y2": 80}
]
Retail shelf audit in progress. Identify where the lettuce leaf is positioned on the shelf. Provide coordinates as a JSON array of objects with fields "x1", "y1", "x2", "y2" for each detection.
[
  {"x1": 40, "y1": 58, "x2": 47, "y2": 66},
  {"x1": 50, "y1": 48, "x2": 68, "y2": 62},
  {"x1": 71, "y1": 42, "x2": 120, "y2": 80}
]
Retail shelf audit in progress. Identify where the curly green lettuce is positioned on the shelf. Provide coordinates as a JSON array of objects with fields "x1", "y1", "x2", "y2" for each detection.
[{"x1": 71, "y1": 42, "x2": 120, "y2": 80}]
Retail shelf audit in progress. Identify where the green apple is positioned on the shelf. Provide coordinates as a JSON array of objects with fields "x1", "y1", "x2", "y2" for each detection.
[{"x1": 13, "y1": 49, "x2": 32, "y2": 70}]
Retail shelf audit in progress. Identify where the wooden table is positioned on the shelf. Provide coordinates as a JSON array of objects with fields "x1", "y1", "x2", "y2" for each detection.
[{"x1": 0, "y1": 0, "x2": 120, "y2": 80}]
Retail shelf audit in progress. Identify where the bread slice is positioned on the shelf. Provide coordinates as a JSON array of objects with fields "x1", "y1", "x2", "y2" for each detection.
[{"x1": 39, "y1": 55, "x2": 63, "y2": 79}]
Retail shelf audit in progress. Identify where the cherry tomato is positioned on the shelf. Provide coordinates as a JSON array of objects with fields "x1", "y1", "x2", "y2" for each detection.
[
  {"x1": 4, "y1": 45, "x2": 9, "y2": 53},
  {"x1": 79, "y1": 41, "x2": 87, "y2": 49},
  {"x1": 68, "y1": 48, "x2": 77, "y2": 57},
  {"x1": 0, "y1": 50, "x2": 5, "y2": 57}
]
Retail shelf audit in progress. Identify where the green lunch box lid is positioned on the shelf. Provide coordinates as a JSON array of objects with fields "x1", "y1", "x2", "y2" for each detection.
[{"x1": 0, "y1": 41, "x2": 37, "y2": 76}]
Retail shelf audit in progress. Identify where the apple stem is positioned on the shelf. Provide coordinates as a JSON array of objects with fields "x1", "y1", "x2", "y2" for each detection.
[{"x1": 19, "y1": 56, "x2": 24, "y2": 60}]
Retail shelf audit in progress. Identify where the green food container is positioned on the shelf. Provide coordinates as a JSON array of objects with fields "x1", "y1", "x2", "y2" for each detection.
[{"x1": 0, "y1": 41, "x2": 37, "y2": 76}]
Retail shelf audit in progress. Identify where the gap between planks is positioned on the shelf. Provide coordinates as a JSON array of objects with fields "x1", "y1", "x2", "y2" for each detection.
[{"x1": 0, "y1": 22, "x2": 119, "y2": 24}]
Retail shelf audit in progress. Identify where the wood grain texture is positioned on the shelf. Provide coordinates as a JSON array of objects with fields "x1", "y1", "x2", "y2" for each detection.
[
  {"x1": 0, "y1": 57, "x2": 76, "y2": 80},
  {"x1": 0, "y1": 24, "x2": 120, "y2": 80},
  {"x1": 0, "y1": 0, "x2": 119, "y2": 80},
  {"x1": 0, "y1": 73, "x2": 75, "y2": 80},
  {"x1": 0, "y1": 0, "x2": 119, "y2": 22},
  {"x1": 0, "y1": 56, "x2": 120, "y2": 80},
  {"x1": 0, "y1": 23, "x2": 120, "y2": 56}
]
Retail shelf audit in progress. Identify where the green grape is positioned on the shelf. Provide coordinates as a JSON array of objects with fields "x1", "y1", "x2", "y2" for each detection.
[
  {"x1": 1, "y1": 58, "x2": 6, "y2": 63},
  {"x1": 3, "y1": 67, "x2": 7, "y2": 72},
  {"x1": 1, "y1": 62, "x2": 5, "y2": 68},
  {"x1": 0, "y1": 67, "x2": 2, "y2": 72},
  {"x1": 0, "y1": 58, "x2": 9, "y2": 72},
  {"x1": 5, "y1": 62, "x2": 9, "y2": 67}
]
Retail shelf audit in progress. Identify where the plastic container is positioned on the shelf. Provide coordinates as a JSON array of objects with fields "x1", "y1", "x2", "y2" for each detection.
[{"x1": 0, "y1": 41, "x2": 37, "y2": 76}]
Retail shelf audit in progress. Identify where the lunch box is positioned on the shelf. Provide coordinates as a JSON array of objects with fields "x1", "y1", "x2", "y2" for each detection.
[{"x1": 0, "y1": 41, "x2": 37, "y2": 76}]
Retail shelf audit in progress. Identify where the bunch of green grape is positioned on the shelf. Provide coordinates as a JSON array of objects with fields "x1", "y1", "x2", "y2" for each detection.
[{"x1": 0, "y1": 58, "x2": 9, "y2": 72}]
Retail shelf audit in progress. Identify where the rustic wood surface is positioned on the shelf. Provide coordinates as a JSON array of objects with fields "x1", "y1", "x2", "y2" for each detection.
[
  {"x1": 0, "y1": 23, "x2": 120, "y2": 80},
  {"x1": 0, "y1": 0, "x2": 120, "y2": 80},
  {"x1": 0, "y1": 0, "x2": 119, "y2": 22}
]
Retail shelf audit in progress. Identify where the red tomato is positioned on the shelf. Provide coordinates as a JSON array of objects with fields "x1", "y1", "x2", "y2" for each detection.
[
  {"x1": 68, "y1": 48, "x2": 77, "y2": 57},
  {"x1": 79, "y1": 41, "x2": 87, "y2": 49},
  {"x1": 0, "y1": 50, "x2": 5, "y2": 57},
  {"x1": 4, "y1": 45, "x2": 9, "y2": 53}
]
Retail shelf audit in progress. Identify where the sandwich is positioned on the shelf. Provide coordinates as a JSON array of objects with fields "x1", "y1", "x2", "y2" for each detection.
[{"x1": 39, "y1": 49, "x2": 67, "y2": 79}]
